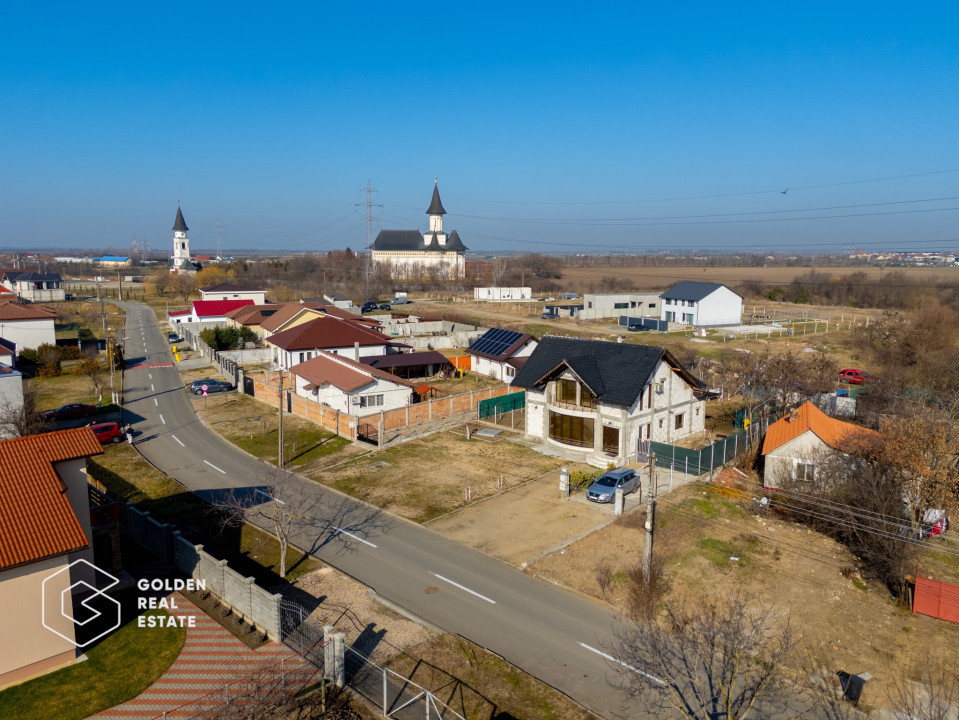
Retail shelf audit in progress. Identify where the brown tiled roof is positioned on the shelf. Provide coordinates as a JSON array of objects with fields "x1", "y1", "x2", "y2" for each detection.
[
  {"x1": 292, "y1": 351, "x2": 414, "y2": 392},
  {"x1": 0, "y1": 300, "x2": 57, "y2": 322},
  {"x1": 267, "y1": 316, "x2": 389, "y2": 352},
  {"x1": 225, "y1": 303, "x2": 279, "y2": 324},
  {"x1": 761, "y1": 401, "x2": 879, "y2": 455},
  {"x1": 260, "y1": 302, "x2": 329, "y2": 332},
  {"x1": 0, "y1": 428, "x2": 104, "y2": 570}
]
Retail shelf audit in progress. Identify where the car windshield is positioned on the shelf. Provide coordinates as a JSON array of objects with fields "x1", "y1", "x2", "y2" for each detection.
[{"x1": 595, "y1": 475, "x2": 619, "y2": 487}]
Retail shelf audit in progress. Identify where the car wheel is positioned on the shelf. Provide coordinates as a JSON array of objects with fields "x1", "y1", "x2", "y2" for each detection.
[{"x1": 111, "y1": 435, "x2": 121, "y2": 443}]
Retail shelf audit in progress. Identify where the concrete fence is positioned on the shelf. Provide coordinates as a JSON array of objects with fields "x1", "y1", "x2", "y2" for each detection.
[{"x1": 126, "y1": 505, "x2": 282, "y2": 640}]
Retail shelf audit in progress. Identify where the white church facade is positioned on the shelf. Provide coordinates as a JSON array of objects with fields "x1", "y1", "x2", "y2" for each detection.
[
  {"x1": 371, "y1": 182, "x2": 467, "y2": 279},
  {"x1": 170, "y1": 204, "x2": 199, "y2": 274}
]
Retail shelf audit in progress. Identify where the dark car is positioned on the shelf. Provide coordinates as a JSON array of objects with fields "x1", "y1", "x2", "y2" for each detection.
[
  {"x1": 541, "y1": 312, "x2": 556, "y2": 320},
  {"x1": 361, "y1": 301, "x2": 378, "y2": 313},
  {"x1": 627, "y1": 323, "x2": 649, "y2": 332},
  {"x1": 586, "y1": 467, "x2": 640, "y2": 503},
  {"x1": 378, "y1": 303, "x2": 391, "y2": 310},
  {"x1": 167, "y1": 332, "x2": 180, "y2": 343},
  {"x1": 190, "y1": 379, "x2": 234, "y2": 395},
  {"x1": 90, "y1": 422, "x2": 124, "y2": 444},
  {"x1": 43, "y1": 403, "x2": 97, "y2": 421}
]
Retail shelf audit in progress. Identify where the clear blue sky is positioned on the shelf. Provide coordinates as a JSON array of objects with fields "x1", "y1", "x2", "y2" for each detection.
[{"x1": 2, "y1": 3, "x2": 958, "y2": 255}]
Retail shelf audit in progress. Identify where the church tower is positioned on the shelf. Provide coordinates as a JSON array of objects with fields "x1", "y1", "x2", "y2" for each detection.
[
  {"x1": 424, "y1": 179, "x2": 447, "y2": 245},
  {"x1": 170, "y1": 204, "x2": 194, "y2": 274}
]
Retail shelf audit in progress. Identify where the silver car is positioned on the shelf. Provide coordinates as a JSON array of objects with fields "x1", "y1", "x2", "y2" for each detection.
[{"x1": 586, "y1": 467, "x2": 640, "y2": 503}]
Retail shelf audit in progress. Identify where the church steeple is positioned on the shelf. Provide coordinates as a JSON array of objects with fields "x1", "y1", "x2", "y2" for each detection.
[
  {"x1": 171, "y1": 203, "x2": 193, "y2": 274},
  {"x1": 426, "y1": 178, "x2": 446, "y2": 235},
  {"x1": 172, "y1": 204, "x2": 189, "y2": 233}
]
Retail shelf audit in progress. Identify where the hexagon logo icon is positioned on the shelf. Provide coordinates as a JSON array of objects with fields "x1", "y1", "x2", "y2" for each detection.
[{"x1": 42, "y1": 558, "x2": 121, "y2": 648}]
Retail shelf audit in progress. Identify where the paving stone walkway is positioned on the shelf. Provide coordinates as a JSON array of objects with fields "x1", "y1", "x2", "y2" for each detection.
[{"x1": 91, "y1": 593, "x2": 315, "y2": 719}]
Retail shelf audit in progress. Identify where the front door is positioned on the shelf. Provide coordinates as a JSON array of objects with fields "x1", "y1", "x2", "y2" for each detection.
[{"x1": 602, "y1": 426, "x2": 620, "y2": 455}]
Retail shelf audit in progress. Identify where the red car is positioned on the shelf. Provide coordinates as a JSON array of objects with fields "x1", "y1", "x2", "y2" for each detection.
[
  {"x1": 839, "y1": 368, "x2": 872, "y2": 385},
  {"x1": 90, "y1": 422, "x2": 124, "y2": 444}
]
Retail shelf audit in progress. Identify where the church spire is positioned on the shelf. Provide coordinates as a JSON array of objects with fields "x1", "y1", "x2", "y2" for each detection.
[
  {"x1": 172, "y1": 203, "x2": 189, "y2": 233},
  {"x1": 426, "y1": 178, "x2": 446, "y2": 216}
]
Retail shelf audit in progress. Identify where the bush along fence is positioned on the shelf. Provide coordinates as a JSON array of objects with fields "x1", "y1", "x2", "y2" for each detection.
[
  {"x1": 642, "y1": 416, "x2": 773, "y2": 478},
  {"x1": 126, "y1": 505, "x2": 282, "y2": 640},
  {"x1": 247, "y1": 372, "x2": 518, "y2": 445}
]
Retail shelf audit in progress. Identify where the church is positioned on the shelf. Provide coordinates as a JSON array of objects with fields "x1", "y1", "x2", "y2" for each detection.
[
  {"x1": 170, "y1": 204, "x2": 200, "y2": 274},
  {"x1": 371, "y1": 181, "x2": 467, "y2": 279}
]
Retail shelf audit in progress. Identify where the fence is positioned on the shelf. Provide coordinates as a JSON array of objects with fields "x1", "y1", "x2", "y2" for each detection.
[
  {"x1": 125, "y1": 505, "x2": 283, "y2": 640},
  {"x1": 914, "y1": 572, "x2": 959, "y2": 624},
  {"x1": 478, "y1": 390, "x2": 525, "y2": 419},
  {"x1": 646, "y1": 423, "x2": 766, "y2": 477}
]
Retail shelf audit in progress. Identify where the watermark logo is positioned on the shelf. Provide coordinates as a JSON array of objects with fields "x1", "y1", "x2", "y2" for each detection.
[{"x1": 42, "y1": 558, "x2": 121, "y2": 648}]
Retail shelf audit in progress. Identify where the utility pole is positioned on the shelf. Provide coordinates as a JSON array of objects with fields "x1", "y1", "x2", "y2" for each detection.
[
  {"x1": 277, "y1": 369, "x2": 284, "y2": 467},
  {"x1": 117, "y1": 268, "x2": 122, "y2": 301},
  {"x1": 356, "y1": 181, "x2": 381, "y2": 298},
  {"x1": 643, "y1": 453, "x2": 656, "y2": 586}
]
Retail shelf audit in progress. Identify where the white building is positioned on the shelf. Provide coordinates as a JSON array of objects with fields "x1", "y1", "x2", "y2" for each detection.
[
  {"x1": 170, "y1": 204, "x2": 198, "y2": 274},
  {"x1": 3, "y1": 272, "x2": 65, "y2": 303},
  {"x1": 0, "y1": 365, "x2": 24, "y2": 439},
  {"x1": 579, "y1": 292, "x2": 661, "y2": 320},
  {"x1": 199, "y1": 283, "x2": 268, "y2": 305},
  {"x1": 659, "y1": 282, "x2": 743, "y2": 327},
  {"x1": 371, "y1": 181, "x2": 467, "y2": 279},
  {"x1": 473, "y1": 287, "x2": 532, "y2": 302},
  {"x1": 512, "y1": 337, "x2": 705, "y2": 466},
  {"x1": 466, "y1": 328, "x2": 538, "y2": 384},
  {"x1": 266, "y1": 315, "x2": 394, "y2": 371},
  {"x1": 291, "y1": 351, "x2": 414, "y2": 418},
  {"x1": 0, "y1": 301, "x2": 57, "y2": 351}
]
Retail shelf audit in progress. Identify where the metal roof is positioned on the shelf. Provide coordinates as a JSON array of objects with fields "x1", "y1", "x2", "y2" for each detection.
[{"x1": 426, "y1": 182, "x2": 446, "y2": 215}]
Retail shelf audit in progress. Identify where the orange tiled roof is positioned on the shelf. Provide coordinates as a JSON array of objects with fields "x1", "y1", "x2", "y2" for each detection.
[
  {"x1": 0, "y1": 300, "x2": 57, "y2": 322},
  {"x1": 291, "y1": 351, "x2": 415, "y2": 392},
  {"x1": 761, "y1": 401, "x2": 879, "y2": 455},
  {"x1": 0, "y1": 428, "x2": 104, "y2": 570}
]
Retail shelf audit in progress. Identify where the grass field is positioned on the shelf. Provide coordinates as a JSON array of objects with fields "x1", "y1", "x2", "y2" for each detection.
[{"x1": 0, "y1": 608, "x2": 183, "y2": 720}]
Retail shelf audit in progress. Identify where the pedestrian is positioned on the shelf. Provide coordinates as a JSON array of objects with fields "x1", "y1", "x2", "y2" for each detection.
[{"x1": 125, "y1": 423, "x2": 134, "y2": 444}]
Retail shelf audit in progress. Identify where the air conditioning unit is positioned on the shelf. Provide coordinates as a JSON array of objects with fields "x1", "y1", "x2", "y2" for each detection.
[{"x1": 351, "y1": 396, "x2": 361, "y2": 405}]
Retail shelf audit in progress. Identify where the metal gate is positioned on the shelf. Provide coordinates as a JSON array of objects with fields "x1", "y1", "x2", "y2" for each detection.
[
  {"x1": 914, "y1": 573, "x2": 959, "y2": 624},
  {"x1": 243, "y1": 376, "x2": 255, "y2": 396}
]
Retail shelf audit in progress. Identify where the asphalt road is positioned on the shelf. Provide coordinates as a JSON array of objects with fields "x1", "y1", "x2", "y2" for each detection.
[{"x1": 120, "y1": 301, "x2": 656, "y2": 720}]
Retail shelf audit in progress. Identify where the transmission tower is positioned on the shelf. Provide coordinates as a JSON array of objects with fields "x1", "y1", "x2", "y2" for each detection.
[
  {"x1": 214, "y1": 218, "x2": 225, "y2": 260},
  {"x1": 356, "y1": 181, "x2": 382, "y2": 295}
]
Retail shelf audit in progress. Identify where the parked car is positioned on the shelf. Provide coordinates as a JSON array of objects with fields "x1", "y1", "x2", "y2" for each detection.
[
  {"x1": 839, "y1": 368, "x2": 872, "y2": 385},
  {"x1": 586, "y1": 467, "x2": 640, "y2": 503},
  {"x1": 43, "y1": 403, "x2": 97, "y2": 421},
  {"x1": 90, "y1": 422, "x2": 124, "y2": 444},
  {"x1": 190, "y1": 379, "x2": 235, "y2": 395},
  {"x1": 167, "y1": 332, "x2": 180, "y2": 343},
  {"x1": 361, "y1": 301, "x2": 378, "y2": 313},
  {"x1": 378, "y1": 303, "x2": 391, "y2": 310},
  {"x1": 541, "y1": 312, "x2": 556, "y2": 320},
  {"x1": 627, "y1": 323, "x2": 649, "y2": 332}
]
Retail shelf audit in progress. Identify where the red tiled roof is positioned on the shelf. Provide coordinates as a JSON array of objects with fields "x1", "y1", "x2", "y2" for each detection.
[
  {"x1": 192, "y1": 299, "x2": 255, "y2": 318},
  {"x1": 291, "y1": 351, "x2": 414, "y2": 392},
  {"x1": 0, "y1": 428, "x2": 104, "y2": 570},
  {"x1": 268, "y1": 316, "x2": 389, "y2": 352},
  {"x1": 761, "y1": 401, "x2": 879, "y2": 455},
  {"x1": 0, "y1": 300, "x2": 58, "y2": 322}
]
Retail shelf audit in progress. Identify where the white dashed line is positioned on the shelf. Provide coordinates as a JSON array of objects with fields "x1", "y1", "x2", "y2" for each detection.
[
  {"x1": 578, "y1": 643, "x2": 666, "y2": 685},
  {"x1": 431, "y1": 573, "x2": 496, "y2": 604},
  {"x1": 151, "y1": 384, "x2": 155, "y2": 392},
  {"x1": 204, "y1": 460, "x2": 226, "y2": 474},
  {"x1": 332, "y1": 526, "x2": 376, "y2": 548},
  {"x1": 256, "y1": 489, "x2": 287, "y2": 505},
  {"x1": 171, "y1": 435, "x2": 185, "y2": 447},
  {"x1": 159, "y1": 414, "x2": 166, "y2": 424},
  {"x1": 154, "y1": 398, "x2": 158, "y2": 406}
]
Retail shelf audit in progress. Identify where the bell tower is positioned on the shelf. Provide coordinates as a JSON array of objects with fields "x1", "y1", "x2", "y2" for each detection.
[{"x1": 171, "y1": 203, "x2": 193, "y2": 273}]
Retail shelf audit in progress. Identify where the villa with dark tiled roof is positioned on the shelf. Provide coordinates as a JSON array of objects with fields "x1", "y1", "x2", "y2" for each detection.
[{"x1": 371, "y1": 181, "x2": 467, "y2": 279}]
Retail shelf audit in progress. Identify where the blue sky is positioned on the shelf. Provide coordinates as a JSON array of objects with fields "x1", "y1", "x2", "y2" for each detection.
[{"x1": 1, "y1": 3, "x2": 958, "y2": 255}]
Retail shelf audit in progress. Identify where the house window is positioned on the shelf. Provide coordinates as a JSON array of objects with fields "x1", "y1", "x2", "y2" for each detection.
[
  {"x1": 587, "y1": 302, "x2": 593, "y2": 309},
  {"x1": 614, "y1": 302, "x2": 628, "y2": 309},
  {"x1": 658, "y1": 418, "x2": 664, "y2": 429},
  {"x1": 359, "y1": 394, "x2": 384, "y2": 408},
  {"x1": 557, "y1": 379, "x2": 578, "y2": 404},
  {"x1": 695, "y1": 407, "x2": 700, "y2": 416},
  {"x1": 665, "y1": 311, "x2": 676, "y2": 322},
  {"x1": 675, "y1": 413, "x2": 684, "y2": 430},
  {"x1": 794, "y1": 461, "x2": 816, "y2": 482},
  {"x1": 505, "y1": 366, "x2": 515, "y2": 378},
  {"x1": 298, "y1": 352, "x2": 306, "y2": 364},
  {"x1": 683, "y1": 313, "x2": 694, "y2": 324},
  {"x1": 548, "y1": 411, "x2": 594, "y2": 449}
]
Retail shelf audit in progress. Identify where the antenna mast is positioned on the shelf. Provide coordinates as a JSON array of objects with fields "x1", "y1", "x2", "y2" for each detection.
[{"x1": 356, "y1": 181, "x2": 382, "y2": 293}]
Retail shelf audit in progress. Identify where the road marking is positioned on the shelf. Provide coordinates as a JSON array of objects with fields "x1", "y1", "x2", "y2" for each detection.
[
  {"x1": 171, "y1": 435, "x2": 185, "y2": 447},
  {"x1": 204, "y1": 460, "x2": 226, "y2": 474},
  {"x1": 256, "y1": 488, "x2": 287, "y2": 505},
  {"x1": 149, "y1": 373, "x2": 152, "y2": 379},
  {"x1": 332, "y1": 526, "x2": 376, "y2": 548},
  {"x1": 431, "y1": 573, "x2": 496, "y2": 604},
  {"x1": 578, "y1": 643, "x2": 666, "y2": 685},
  {"x1": 154, "y1": 398, "x2": 158, "y2": 406},
  {"x1": 151, "y1": 384, "x2": 155, "y2": 392},
  {"x1": 159, "y1": 413, "x2": 166, "y2": 424}
]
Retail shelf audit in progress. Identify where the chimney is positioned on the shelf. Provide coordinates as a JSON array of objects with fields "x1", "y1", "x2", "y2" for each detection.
[
  {"x1": 789, "y1": 408, "x2": 799, "y2": 422},
  {"x1": 354, "y1": 341, "x2": 360, "y2": 362}
]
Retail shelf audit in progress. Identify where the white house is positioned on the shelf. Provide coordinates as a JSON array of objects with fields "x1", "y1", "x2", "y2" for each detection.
[
  {"x1": 473, "y1": 287, "x2": 532, "y2": 301},
  {"x1": 322, "y1": 293, "x2": 353, "y2": 309},
  {"x1": 266, "y1": 315, "x2": 395, "y2": 371},
  {"x1": 189, "y1": 299, "x2": 256, "y2": 324},
  {"x1": 291, "y1": 351, "x2": 414, "y2": 418},
  {"x1": 371, "y1": 181, "x2": 467, "y2": 279},
  {"x1": 167, "y1": 309, "x2": 192, "y2": 326},
  {"x1": 0, "y1": 301, "x2": 57, "y2": 351},
  {"x1": 761, "y1": 401, "x2": 879, "y2": 490},
  {"x1": 659, "y1": 282, "x2": 743, "y2": 327},
  {"x1": 3, "y1": 272, "x2": 65, "y2": 303},
  {"x1": 199, "y1": 283, "x2": 268, "y2": 305},
  {"x1": 512, "y1": 337, "x2": 705, "y2": 466},
  {"x1": 579, "y1": 292, "x2": 661, "y2": 320},
  {"x1": 466, "y1": 328, "x2": 538, "y2": 384}
]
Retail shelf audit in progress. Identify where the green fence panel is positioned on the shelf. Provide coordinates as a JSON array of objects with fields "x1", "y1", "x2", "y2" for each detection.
[
  {"x1": 648, "y1": 429, "x2": 750, "y2": 476},
  {"x1": 478, "y1": 391, "x2": 526, "y2": 419}
]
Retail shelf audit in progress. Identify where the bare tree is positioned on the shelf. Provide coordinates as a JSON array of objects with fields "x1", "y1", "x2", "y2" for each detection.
[
  {"x1": 77, "y1": 353, "x2": 106, "y2": 401},
  {"x1": 888, "y1": 653, "x2": 959, "y2": 720},
  {"x1": 612, "y1": 589, "x2": 798, "y2": 720},
  {"x1": 216, "y1": 468, "x2": 318, "y2": 578},
  {"x1": 0, "y1": 383, "x2": 49, "y2": 438}
]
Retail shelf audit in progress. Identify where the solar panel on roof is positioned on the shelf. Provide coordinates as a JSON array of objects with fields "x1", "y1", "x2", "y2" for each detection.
[{"x1": 469, "y1": 328, "x2": 525, "y2": 358}]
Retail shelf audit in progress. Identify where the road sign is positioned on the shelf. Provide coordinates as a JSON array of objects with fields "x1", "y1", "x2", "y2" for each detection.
[{"x1": 201, "y1": 383, "x2": 209, "y2": 397}]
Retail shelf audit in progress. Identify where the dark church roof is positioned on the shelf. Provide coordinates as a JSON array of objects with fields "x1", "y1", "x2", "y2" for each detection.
[
  {"x1": 511, "y1": 336, "x2": 702, "y2": 409},
  {"x1": 372, "y1": 230, "x2": 426, "y2": 251},
  {"x1": 172, "y1": 206, "x2": 189, "y2": 232},
  {"x1": 426, "y1": 232, "x2": 440, "y2": 251},
  {"x1": 445, "y1": 230, "x2": 467, "y2": 251},
  {"x1": 426, "y1": 183, "x2": 446, "y2": 215}
]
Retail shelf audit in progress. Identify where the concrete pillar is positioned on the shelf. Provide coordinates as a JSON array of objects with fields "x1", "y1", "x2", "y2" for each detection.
[
  {"x1": 560, "y1": 467, "x2": 570, "y2": 499},
  {"x1": 323, "y1": 625, "x2": 335, "y2": 681},
  {"x1": 333, "y1": 632, "x2": 346, "y2": 688},
  {"x1": 614, "y1": 488, "x2": 624, "y2": 516}
]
